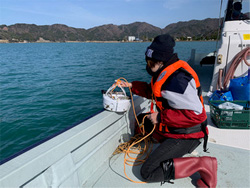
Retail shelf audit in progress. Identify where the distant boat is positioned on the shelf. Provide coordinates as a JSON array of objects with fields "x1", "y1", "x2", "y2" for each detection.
[
  {"x1": 199, "y1": 52, "x2": 216, "y2": 66},
  {"x1": 0, "y1": 0, "x2": 249, "y2": 187}
]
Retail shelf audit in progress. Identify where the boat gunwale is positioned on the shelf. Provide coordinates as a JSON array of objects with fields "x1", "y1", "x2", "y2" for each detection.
[{"x1": 0, "y1": 109, "x2": 105, "y2": 165}]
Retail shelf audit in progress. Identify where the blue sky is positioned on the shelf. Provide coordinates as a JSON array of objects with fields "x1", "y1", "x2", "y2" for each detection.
[{"x1": 1, "y1": 0, "x2": 226, "y2": 29}]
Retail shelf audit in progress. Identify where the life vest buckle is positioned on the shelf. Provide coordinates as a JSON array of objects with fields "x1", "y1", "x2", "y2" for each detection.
[{"x1": 159, "y1": 123, "x2": 169, "y2": 133}]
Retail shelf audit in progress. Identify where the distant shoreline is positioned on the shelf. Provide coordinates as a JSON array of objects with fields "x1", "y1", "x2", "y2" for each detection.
[
  {"x1": 0, "y1": 40, "x2": 215, "y2": 44},
  {"x1": 1, "y1": 20, "x2": 219, "y2": 44}
]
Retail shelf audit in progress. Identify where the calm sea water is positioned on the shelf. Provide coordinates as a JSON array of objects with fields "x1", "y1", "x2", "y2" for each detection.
[{"x1": 0, "y1": 41, "x2": 216, "y2": 162}]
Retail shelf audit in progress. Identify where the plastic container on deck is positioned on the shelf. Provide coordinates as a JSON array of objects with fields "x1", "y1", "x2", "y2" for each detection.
[{"x1": 209, "y1": 100, "x2": 250, "y2": 129}]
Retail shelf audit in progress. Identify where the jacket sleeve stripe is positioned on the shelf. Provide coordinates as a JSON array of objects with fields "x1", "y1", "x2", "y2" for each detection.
[{"x1": 161, "y1": 79, "x2": 203, "y2": 114}]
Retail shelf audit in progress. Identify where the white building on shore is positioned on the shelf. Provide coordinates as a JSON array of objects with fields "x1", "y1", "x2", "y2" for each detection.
[{"x1": 128, "y1": 36, "x2": 135, "y2": 41}]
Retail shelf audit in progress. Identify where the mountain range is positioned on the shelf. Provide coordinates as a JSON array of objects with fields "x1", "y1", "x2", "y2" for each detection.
[{"x1": 0, "y1": 18, "x2": 220, "y2": 42}]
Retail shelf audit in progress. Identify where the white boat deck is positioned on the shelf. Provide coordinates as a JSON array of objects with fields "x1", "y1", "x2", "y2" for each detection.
[
  {"x1": 84, "y1": 98, "x2": 250, "y2": 187},
  {"x1": 85, "y1": 71, "x2": 250, "y2": 188},
  {"x1": 84, "y1": 140, "x2": 250, "y2": 188},
  {"x1": 85, "y1": 99, "x2": 250, "y2": 187}
]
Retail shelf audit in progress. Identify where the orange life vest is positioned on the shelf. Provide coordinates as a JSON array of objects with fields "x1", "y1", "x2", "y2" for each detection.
[{"x1": 150, "y1": 60, "x2": 205, "y2": 132}]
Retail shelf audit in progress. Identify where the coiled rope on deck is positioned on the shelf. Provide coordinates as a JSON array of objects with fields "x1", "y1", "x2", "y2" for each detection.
[{"x1": 111, "y1": 77, "x2": 156, "y2": 184}]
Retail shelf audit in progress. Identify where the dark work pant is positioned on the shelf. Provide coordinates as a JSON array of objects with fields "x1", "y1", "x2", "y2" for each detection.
[{"x1": 137, "y1": 114, "x2": 201, "y2": 182}]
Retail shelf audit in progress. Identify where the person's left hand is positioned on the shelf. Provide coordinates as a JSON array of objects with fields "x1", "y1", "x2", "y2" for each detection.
[{"x1": 147, "y1": 112, "x2": 159, "y2": 124}]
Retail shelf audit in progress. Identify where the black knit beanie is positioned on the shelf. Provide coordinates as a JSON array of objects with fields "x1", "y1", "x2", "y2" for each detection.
[{"x1": 145, "y1": 34, "x2": 175, "y2": 63}]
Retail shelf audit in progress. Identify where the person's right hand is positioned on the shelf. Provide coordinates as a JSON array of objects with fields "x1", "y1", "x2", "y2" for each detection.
[{"x1": 119, "y1": 81, "x2": 132, "y2": 88}]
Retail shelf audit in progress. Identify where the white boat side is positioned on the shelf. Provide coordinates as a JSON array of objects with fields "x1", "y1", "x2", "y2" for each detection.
[{"x1": 0, "y1": 96, "x2": 151, "y2": 187}]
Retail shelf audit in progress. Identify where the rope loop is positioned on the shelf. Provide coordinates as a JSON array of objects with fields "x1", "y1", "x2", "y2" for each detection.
[
  {"x1": 112, "y1": 77, "x2": 156, "y2": 184},
  {"x1": 221, "y1": 47, "x2": 250, "y2": 89}
]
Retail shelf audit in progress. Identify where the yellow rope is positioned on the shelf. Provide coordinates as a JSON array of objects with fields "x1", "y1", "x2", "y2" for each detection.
[{"x1": 112, "y1": 77, "x2": 156, "y2": 184}]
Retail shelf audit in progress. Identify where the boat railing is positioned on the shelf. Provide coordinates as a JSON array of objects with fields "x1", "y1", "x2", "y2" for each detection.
[{"x1": 0, "y1": 96, "x2": 151, "y2": 187}]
